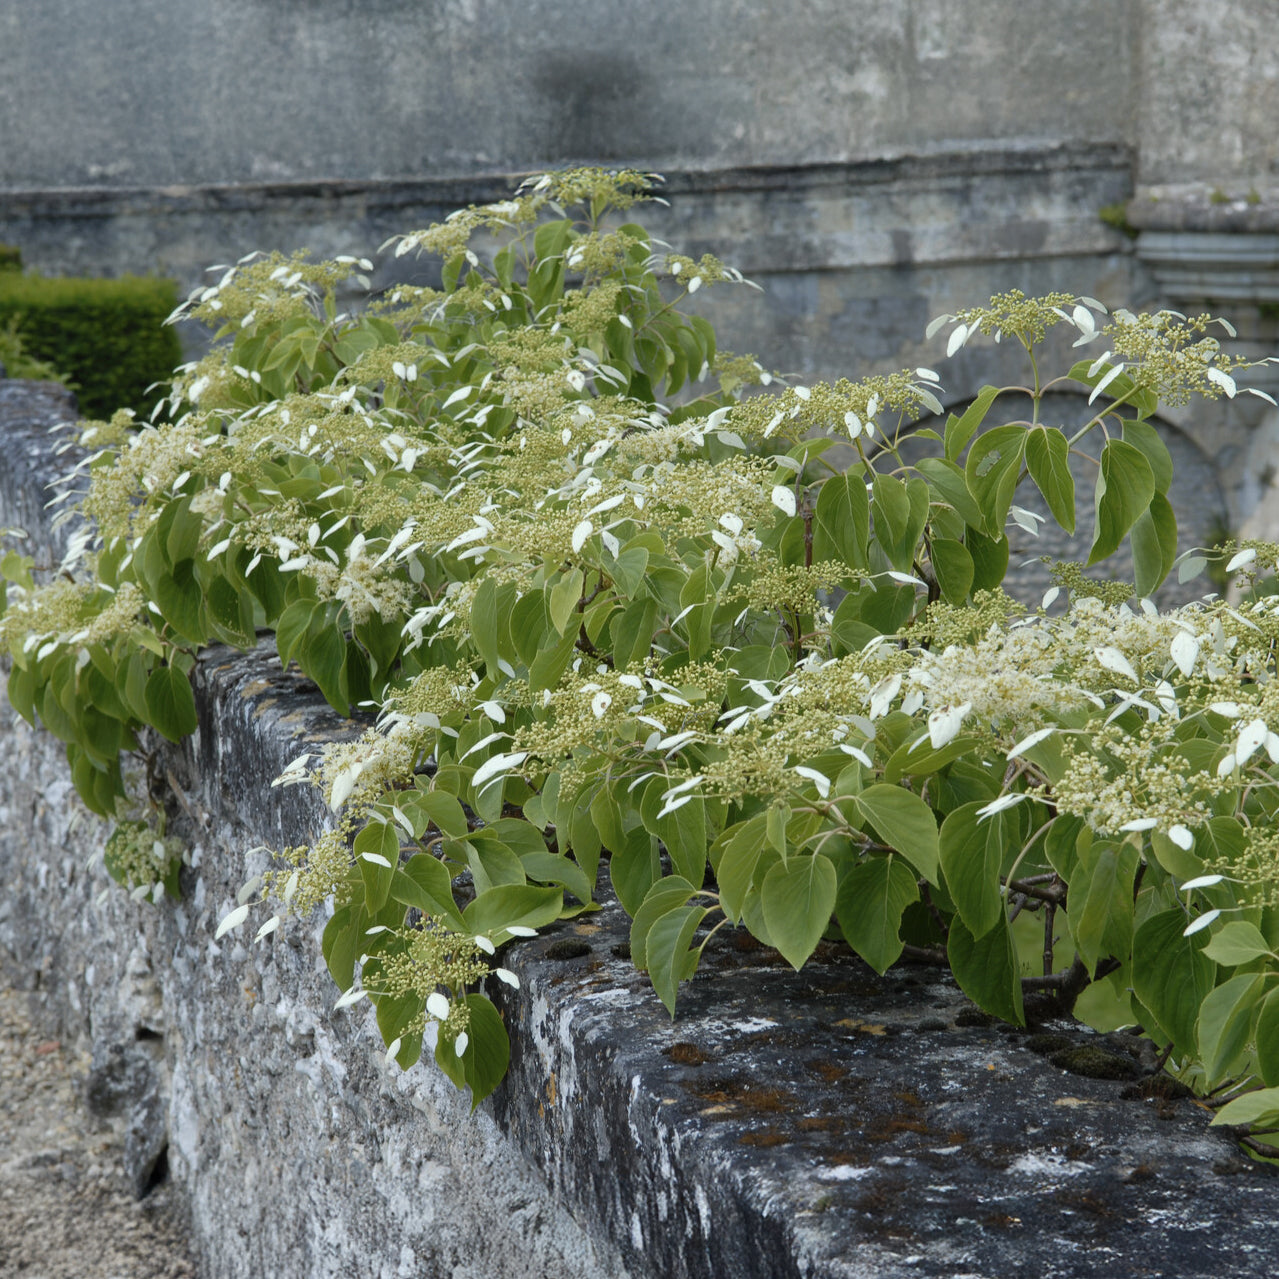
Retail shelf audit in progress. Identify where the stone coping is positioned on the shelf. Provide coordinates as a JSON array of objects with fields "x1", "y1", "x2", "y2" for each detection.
[
  {"x1": 1, "y1": 383, "x2": 1277, "y2": 1278},
  {"x1": 0, "y1": 142, "x2": 1130, "y2": 215}
]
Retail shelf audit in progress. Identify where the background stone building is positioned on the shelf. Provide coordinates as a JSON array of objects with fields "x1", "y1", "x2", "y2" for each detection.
[{"x1": 2, "y1": 0, "x2": 1277, "y2": 569}]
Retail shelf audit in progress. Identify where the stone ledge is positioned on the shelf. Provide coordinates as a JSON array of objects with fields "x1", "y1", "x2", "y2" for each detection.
[{"x1": 0, "y1": 391, "x2": 1277, "y2": 1278}]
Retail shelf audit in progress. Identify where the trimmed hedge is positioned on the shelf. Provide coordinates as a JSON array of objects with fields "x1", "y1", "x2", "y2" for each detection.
[{"x1": 0, "y1": 273, "x2": 182, "y2": 419}]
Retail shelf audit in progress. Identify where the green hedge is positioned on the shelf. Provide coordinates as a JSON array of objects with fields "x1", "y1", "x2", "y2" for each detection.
[{"x1": 0, "y1": 274, "x2": 182, "y2": 419}]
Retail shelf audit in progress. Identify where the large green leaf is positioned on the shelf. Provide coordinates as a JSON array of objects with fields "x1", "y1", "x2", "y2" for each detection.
[
  {"x1": 916, "y1": 457, "x2": 984, "y2": 529},
  {"x1": 435, "y1": 994, "x2": 510, "y2": 1108},
  {"x1": 143, "y1": 664, "x2": 198, "y2": 742},
  {"x1": 1132, "y1": 908, "x2": 1217, "y2": 1054},
  {"x1": 1122, "y1": 419, "x2": 1173, "y2": 494},
  {"x1": 1257, "y1": 987, "x2": 1279, "y2": 1087},
  {"x1": 938, "y1": 800, "x2": 1019, "y2": 937},
  {"x1": 1024, "y1": 427, "x2": 1075, "y2": 533},
  {"x1": 630, "y1": 877, "x2": 698, "y2": 969},
  {"x1": 646, "y1": 903, "x2": 708, "y2": 1014},
  {"x1": 1087, "y1": 438, "x2": 1155, "y2": 567},
  {"x1": 470, "y1": 578, "x2": 501, "y2": 673},
  {"x1": 947, "y1": 915, "x2": 1024, "y2": 1025},
  {"x1": 392, "y1": 854, "x2": 465, "y2": 929},
  {"x1": 155, "y1": 559, "x2": 206, "y2": 642},
  {"x1": 609, "y1": 826, "x2": 662, "y2": 917},
  {"x1": 761, "y1": 854, "x2": 838, "y2": 970},
  {"x1": 1129, "y1": 490, "x2": 1177, "y2": 597},
  {"x1": 871, "y1": 475, "x2": 930, "y2": 573},
  {"x1": 966, "y1": 528, "x2": 1009, "y2": 592},
  {"x1": 944, "y1": 385, "x2": 1001, "y2": 462},
  {"x1": 354, "y1": 819, "x2": 399, "y2": 913},
  {"x1": 461, "y1": 884, "x2": 562, "y2": 936},
  {"x1": 1068, "y1": 841, "x2": 1138, "y2": 969},
  {"x1": 1197, "y1": 974, "x2": 1265, "y2": 1085},
  {"x1": 812, "y1": 472, "x2": 871, "y2": 573},
  {"x1": 641, "y1": 777, "x2": 707, "y2": 888},
  {"x1": 836, "y1": 855, "x2": 919, "y2": 974},
  {"x1": 965, "y1": 425, "x2": 1027, "y2": 537},
  {"x1": 930, "y1": 538, "x2": 974, "y2": 604},
  {"x1": 1202, "y1": 921, "x2": 1276, "y2": 967},
  {"x1": 852, "y1": 784, "x2": 939, "y2": 884}
]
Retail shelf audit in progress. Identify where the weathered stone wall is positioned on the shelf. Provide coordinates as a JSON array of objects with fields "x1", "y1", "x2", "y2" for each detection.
[{"x1": 0, "y1": 1, "x2": 1137, "y2": 189}]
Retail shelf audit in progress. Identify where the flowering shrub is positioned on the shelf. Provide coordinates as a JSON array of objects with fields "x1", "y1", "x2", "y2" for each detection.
[{"x1": 3, "y1": 170, "x2": 1279, "y2": 1150}]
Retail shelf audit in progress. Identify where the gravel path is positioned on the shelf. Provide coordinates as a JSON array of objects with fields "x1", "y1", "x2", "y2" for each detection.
[{"x1": 0, "y1": 951, "x2": 199, "y2": 1279}]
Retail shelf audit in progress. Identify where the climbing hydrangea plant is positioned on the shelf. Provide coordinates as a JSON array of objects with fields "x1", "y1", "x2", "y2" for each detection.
[{"x1": 3, "y1": 169, "x2": 1279, "y2": 1150}]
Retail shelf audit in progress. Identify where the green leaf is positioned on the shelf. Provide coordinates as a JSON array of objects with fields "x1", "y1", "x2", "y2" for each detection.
[
  {"x1": 609, "y1": 827, "x2": 662, "y2": 917},
  {"x1": 1209, "y1": 1085, "x2": 1279, "y2": 1129},
  {"x1": 354, "y1": 819, "x2": 399, "y2": 913},
  {"x1": 413, "y1": 787, "x2": 469, "y2": 839},
  {"x1": 812, "y1": 473, "x2": 871, "y2": 573},
  {"x1": 462, "y1": 884, "x2": 563, "y2": 937},
  {"x1": 711, "y1": 815, "x2": 768, "y2": 923},
  {"x1": 206, "y1": 574, "x2": 255, "y2": 647},
  {"x1": 1149, "y1": 827, "x2": 1204, "y2": 881},
  {"x1": 1087, "y1": 438, "x2": 1155, "y2": 567},
  {"x1": 947, "y1": 915, "x2": 1024, "y2": 1025},
  {"x1": 966, "y1": 528, "x2": 1009, "y2": 593},
  {"x1": 1198, "y1": 973, "x2": 1265, "y2": 1085},
  {"x1": 143, "y1": 664, "x2": 198, "y2": 742},
  {"x1": 548, "y1": 568, "x2": 583, "y2": 637},
  {"x1": 1130, "y1": 491, "x2": 1178, "y2": 597},
  {"x1": 610, "y1": 596, "x2": 657, "y2": 670},
  {"x1": 930, "y1": 538, "x2": 974, "y2": 603},
  {"x1": 871, "y1": 474, "x2": 929, "y2": 573},
  {"x1": 1024, "y1": 427, "x2": 1075, "y2": 533},
  {"x1": 639, "y1": 777, "x2": 706, "y2": 888},
  {"x1": 1256, "y1": 988, "x2": 1279, "y2": 1087},
  {"x1": 1132, "y1": 908, "x2": 1217, "y2": 1055},
  {"x1": 321, "y1": 902, "x2": 361, "y2": 990},
  {"x1": 1202, "y1": 921, "x2": 1277, "y2": 967},
  {"x1": 528, "y1": 624, "x2": 577, "y2": 694},
  {"x1": 944, "y1": 385, "x2": 1000, "y2": 462},
  {"x1": 1069, "y1": 841, "x2": 1138, "y2": 969},
  {"x1": 884, "y1": 733, "x2": 981, "y2": 786},
  {"x1": 275, "y1": 598, "x2": 314, "y2": 668},
  {"x1": 510, "y1": 590, "x2": 548, "y2": 667},
  {"x1": 300, "y1": 607, "x2": 349, "y2": 715},
  {"x1": 836, "y1": 855, "x2": 919, "y2": 974},
  {"x1": 607, "y1": 546, "x2": 649, "y2": 599},
  {"x1": 646, "y1": 903, "x2": 708, "y2": 1015},
  {"x1": 155, "y1": 559, "x2": 206, "y2": 642},
  {"x1": 939, "y1": 800, "x2": 1019, "y2": 938},
  {"x1": 1122, "y1": 419, "x2": 1173, "y2": 494},
  {"x1": 466, "y1": 837, "x2": 525, "y2": 893},
  {"x1": 435, "y1": 993, "x2": 510, "y2": 1108},
  {"x1": 916, "y1": 457, "x2": 984, "y2": 529},
  {"x1": 630, "y1": 876, "x2": 698, "y2": 969},
  {"x1": 469, "y1": 577, "x2": 501, "y2": 673},
  {"x1": 761, "y1": 854, "x2": 838, "y2": 970},
  {"x1": 853, "y1": 785, "x2": 940, "y2": 884},
  {"x1": 964, "y1": 425, "x2": 1027, "y2": 538},
  {"x1": 521, "y1": 850, "x2": 595, "y2": 905},
  {"x1": 394, "y1": 853, "x2": 465, "y2": 929}
]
